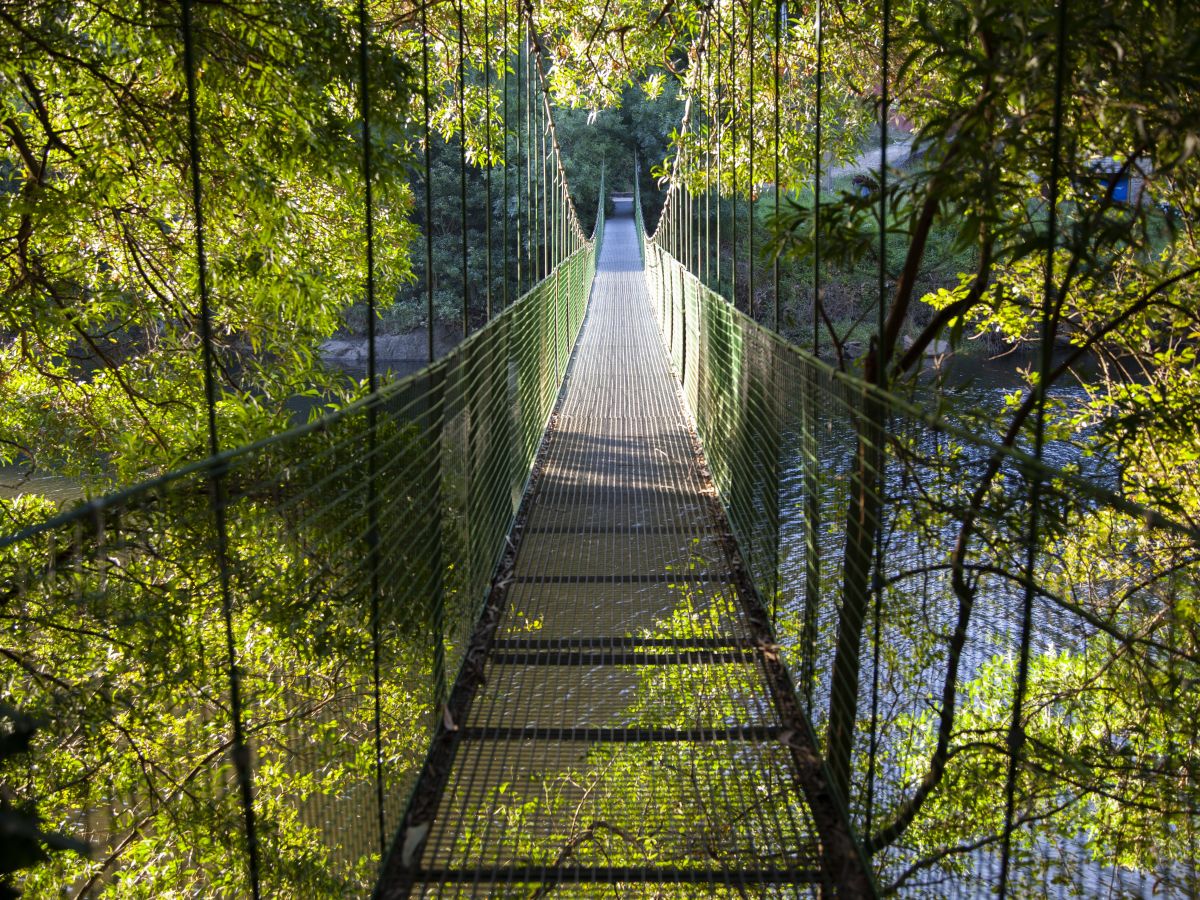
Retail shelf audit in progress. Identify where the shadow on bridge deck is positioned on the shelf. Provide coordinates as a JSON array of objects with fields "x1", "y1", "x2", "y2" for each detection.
[{"x1": 379, "y1": 207, "x2": 828, "y2": 897}]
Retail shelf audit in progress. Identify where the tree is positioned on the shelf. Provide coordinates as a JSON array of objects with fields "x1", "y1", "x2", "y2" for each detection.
[
  {"x1": 0, "y1": 700, "x2": 88, "y2": 899},
  {"x1": 1, "y1": 0, "x2": 415, "y2": 487}
]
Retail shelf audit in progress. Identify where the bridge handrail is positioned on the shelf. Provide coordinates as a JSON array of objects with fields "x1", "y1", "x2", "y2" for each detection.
[
  {"x1": 0, "y1": 240, "x2": 597, "y2": 552},
  {"x1": 1, "y1": 233, "x2": 599, "y2": 898},
  {"x1": 642, "y1": 226, "x2": 1200, "y2": 895},
  {"x1": 643, "y1": 235, "x2": 1198, "y2": 545}
]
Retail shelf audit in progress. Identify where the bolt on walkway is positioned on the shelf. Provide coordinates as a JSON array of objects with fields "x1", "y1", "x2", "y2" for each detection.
[{"x1": 381, "y1": 202, "x2": 826, "y2": 897}]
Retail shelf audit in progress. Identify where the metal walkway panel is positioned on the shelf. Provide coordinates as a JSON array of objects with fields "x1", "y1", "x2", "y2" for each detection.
[{"x1": 393, "y1": 205, "x2": 824, "y2": 897}]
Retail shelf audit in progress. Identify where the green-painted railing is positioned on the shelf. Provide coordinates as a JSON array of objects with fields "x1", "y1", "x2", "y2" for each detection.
[
  {"x1": 0, "y1": 220, "x2": 599, "y2": 897},
  {"x1": 640, "y1": 196, "x2": 1200, "y2": 896}
]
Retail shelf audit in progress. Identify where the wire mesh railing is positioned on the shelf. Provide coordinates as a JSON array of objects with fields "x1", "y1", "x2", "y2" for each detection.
[
  {"x1": 0, "y1": 0, "x2": 604, "y2": 892},
  {"x1": 641, "y1": 187, "x2": 1200, "y2": 895},
  {"x1": 0, "y1": 229, "x2": 598, "y2": 896}
]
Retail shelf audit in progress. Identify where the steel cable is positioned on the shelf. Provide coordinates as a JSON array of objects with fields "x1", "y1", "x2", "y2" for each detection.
[{"x1": 179, "y1": 1, "x2": 262, "y2": 894}]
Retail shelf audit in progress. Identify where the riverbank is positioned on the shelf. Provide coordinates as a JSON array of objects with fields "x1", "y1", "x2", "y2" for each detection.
[{"x1": 321, "y1": 324, "x2": 462, "y2": 368}]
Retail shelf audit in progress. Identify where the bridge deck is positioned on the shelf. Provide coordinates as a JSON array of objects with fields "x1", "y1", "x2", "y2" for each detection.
[{"x1": 393, "y1": 205, "x2": 823, "y2": 897}]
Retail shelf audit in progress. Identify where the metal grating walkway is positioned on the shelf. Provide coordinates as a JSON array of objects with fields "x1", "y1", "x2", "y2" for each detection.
[{"x1": 381, "y1": 202, "x2": 826, "y2": 898}]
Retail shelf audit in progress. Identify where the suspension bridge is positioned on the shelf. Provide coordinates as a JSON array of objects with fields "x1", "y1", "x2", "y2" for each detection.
[{"x1": 3, "y1": 0, "x2": 1198, "y2": 898}]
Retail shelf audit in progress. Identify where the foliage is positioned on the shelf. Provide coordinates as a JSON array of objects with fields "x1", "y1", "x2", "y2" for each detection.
[
  {"x1": 0, "y1": 701, "x2": 88, "y2": 899},
  {"x1": 1, "y1": 0, "x2": 416, "y2": 485},
  {"x1": 757, "y1": 0, "x2": 1200, "y2": 887},
  {"x1": 1, "y1": 410, "x2": 443, "y2": 896},
  {"x1": 3, "y1": 0, "x2": 1200, "y2": 893},
  {"x1": 553, "y1": 79, "x2": 681, "y2": 227}
]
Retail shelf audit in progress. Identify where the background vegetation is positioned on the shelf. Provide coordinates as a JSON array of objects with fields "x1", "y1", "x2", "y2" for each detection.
[{"x1": 2, "y1": 0, "x2": 1199, "y2": 894}]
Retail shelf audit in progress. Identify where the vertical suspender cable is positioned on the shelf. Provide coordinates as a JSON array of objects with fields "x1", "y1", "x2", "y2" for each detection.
[
  {"x1": 694, "y1": 172, "x2": 699, "y2": 277},
  {"x1": 417, "y1": 0, "x2": 446, "y2": 715},
  {"x1": 554, "y1": 118, "x2": 560, "y2": 268},
  {"x1": 668, "y1": 169, "x2": 671, "y2": 258},
  {"x1": 864, "y1": 0, "x2": 890, "y2": 843},
  {"x1": 355, "y1": 0, "x2": 386, "y2": 856},
  {"x1": 502, "y1": 0, "x2": 510, "y2": 309},
  {"x1": 812, "y1": 0, "x2": 822, "y2": 357},
  {"x1": 545, "y1": 94, "x2": 554, "y2": 270},
  {"x1": 533, "y1": 46, "x2": 541, "y2": 280},
  {"x1": 532, "y1": 59, "x2": 539, "y2": 279},
  {"x1": 532, "y1": 57, "x2": 540, "y2": 279},
  {"x1": 999, "y1": 0, "x2": 1069, "y2": 893},
  {"x1": 687, "y1": 184, "x2": 693, "y2": 275},
  {"x1": 800, "y1": 0, "x2": 822, "y2": 711},
  {"x1": 457, "y1": 0, "x2": 469, "y2": 339},
  {"x1": 772, "y1": 0, "x2": 781, "y2": 332},
  {"x1": 695, "y1": 164, "x2": 699, "y2": 278},
  {"x1": 559, "y1": 148, "x2": 564, "y2": 267},
  {"x1": 876, "y1": 0, "x2": 889, "y2": 369},
  {"x1": 553, "y1": 141, "x2": 560, "y2": 267},
  {"x1": 768, "y1": 0, "x2": 783, "y2": 631},
  {"x1": 179, "y1": 2, "x2": 261, "y2": 895},
  {"x1": 532, "y1": 64, "x2": 542, "y2": 278},
  {"x1": 748, "y1": 0, "x2": 755, "y2": 321},
  {"x1": 516, "y1": 23, "x2": 524, "y2": 295},
  {"x1": 676, "y1": 181, "x2": 681, "y2": 266},
  {"x1": 715, "y1": 0, "x2": 722, "y2": 294},
  {"x1": 541, "y1": 86, "x2": 549, "y2": 277},
  {"x1": 729, "y1": 0, "x2": 738, "y2": 308},
  {"x1": 422, "y1": 3, "x2": 435, "y2": 363},
  {"x1": 665, "y1": 186, "x2": 671, "y2": 260},
  {"x1": 558, "y1": 118, "x2": 564, "y2": 265},
  {"x1": 705, "y1": 35, "x2": 711, "y2": 289},
  {"x1": 484, "y1": 0, "x2": 493, "y2": 319},
  {"x1": 525, "y1": 29, "x2": 534, "y2": 286},
  {"x1": 540, "y1": 45, "x2": 547, "y2": 277},
  {"x1": 551, "y1": 158, "x2": 557, "y2": 268}
]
